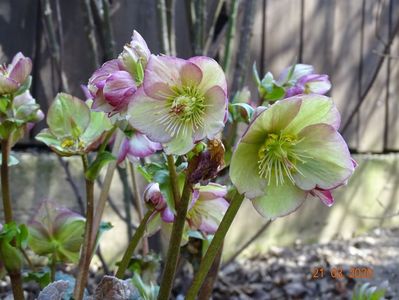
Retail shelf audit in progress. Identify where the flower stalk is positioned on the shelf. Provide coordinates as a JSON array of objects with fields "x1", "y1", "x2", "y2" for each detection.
[
  {"x1": 115, "y1": 208, "x2": 153, "y2": 278},
  {"x1": 157, "y1": 179, "x2": 192, "y2": 300},
  {"x1": 128, "y1": 161, "x2": 149, "y2": 254},
  {"x1": 73, "y1": 155, "x2": 95, "y2": 300},
  {"x1": 1, "y1": 138, "x2": 25, "y2": 300},
  {"x1": 185, "y1": 191, "x2": 245, "y2": 300},
  {"x1": 166, "y1": 154, "x2": 180, "y2": 206}
]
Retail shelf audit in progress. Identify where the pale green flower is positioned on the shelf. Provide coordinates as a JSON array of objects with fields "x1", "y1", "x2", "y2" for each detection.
[{"x1": 230, "y1": 95, "x2": 355, "y2": 219}]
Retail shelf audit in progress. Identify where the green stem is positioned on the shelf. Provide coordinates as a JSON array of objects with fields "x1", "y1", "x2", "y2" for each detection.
[
  {"x1": 1, "y1": 138, "x2": 13, "y2": 223},
  {"x1": 90, "y1": 130, "x2": 123, "y2": 252},
  {"x1": 128, "y1": 162, "x2": 149, "y2": 255},
  {"x1": 1, "y1": 138, "x2": 24, "y2": 300},
  {"x1": 166, "y1": 155, "x2": 180, "y2": 207},
  {"x1": 185, "y1": 192, "x2": 244, "y2": 300},
  {"x1": 50, "y1": 253, "x2": 56, "y2": 282},
  {"x1": 115, "y1": 209, "x2": 153, "y2": 278},
  {"x1": 157, "y1": 180, "x2": 192, "y2": 300},
  {"x1": 73, "y1": 155, "x2": 95, "y2": 300},
  {"x1": 222, "y1": 0, "x2": 239, "y2": 73}
]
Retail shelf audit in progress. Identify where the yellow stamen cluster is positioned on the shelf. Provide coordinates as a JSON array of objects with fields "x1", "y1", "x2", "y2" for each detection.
[
  {"x1": 157, "y1": 85, "x2": 207, "y2": 137},
  {"x1": 257, "y1": 133, "x2": 309, "y2": 185}
]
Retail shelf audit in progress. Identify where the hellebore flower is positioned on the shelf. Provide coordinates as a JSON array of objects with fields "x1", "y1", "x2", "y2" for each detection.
[
  {"x1": 230, "y1": 94, "x2": 356, "y2": 219},
  {"x1": 277, "y1": 64, "x2": 331, "y2": 97},
  {"x1": 28, "y1": 201, "x2": 85, "y2": 263},
  {"x1": 88, "y1": 31, "x2": 150, "y2": 114},
  {"x1": 276, "y1": 64, "x2": 314, "y2": 87},
  {"x1": 117, "y1": 132, "x2": 162, "y2": 164},
  {"x1": 36, "y1": 93, "x2": 112, "y2": 156},
  {"x1": 144, "y1": 182, "x2": 229, "y2": 240},
  {"x1": 144, "y1": 182, "x2": 174, "y2": 223},
  {"x1": 0, "y1": 52, "x2": 32, "y2": 95},
  {"x1": 129, "y1": 55, "x2": 228, "y2": 155},
  {"x1": 187, "y1": 183, "x2": 229, "y2": 235},
  {"x1": 88, "y1": 60, "x2": 138, "y2": 114},
  {"x1": 285, "y1": 74, "x2": 331, "y2": 97}
]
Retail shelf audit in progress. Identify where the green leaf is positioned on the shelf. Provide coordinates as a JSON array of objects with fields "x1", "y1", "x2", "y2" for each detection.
[
  {"x1": 285, "y1": 63, "x2": 297, "y2": 85},
  {"x1": 0, "y1": 97, "x2": 9, "y2": 113},
  {"x1": 24, "y1": 270, "x2": 51, "y2": 289},
  {"x1": 232, "y1": 103, "x2": 254, "y2": 123},
  {"x1": 252, "y1": 62, "x2": 261, "y2": 86},
  {"x1": 85, "y1": 151, "x2": 116, "y2": 181},
  {"x1": 137, "y1": 165, "x2": 153, "y2": 182},
  {"x1": 47, "y1": 93, "x2": 90, "y2": 139},
  {"x1": 264, "y1": 85, "x2": 285, "y2": 101},
  {"x1": 260, "y1": 72, "x2": 274, "y2": 93}
]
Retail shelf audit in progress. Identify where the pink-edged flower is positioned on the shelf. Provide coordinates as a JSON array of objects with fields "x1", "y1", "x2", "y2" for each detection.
[
  {"x1": 145, "y1": 182, "x2": 229, "y2": 238},
  {"x1": 187, "y1": 183, "x2": 229, "y2": 234},
  {"x1": 88, "y1": 31, "x2": 150, "y2": 115},
  {"x1": 0, "y1": 52, "x2": 32, "y2": 95},
  {"x1": 144, "y1": 183, "x2": 174, "y2": 223},
  {"x1": 285, "y1": 74, "x2": 331, "y2": 97},
  {"x1": 88, "y1": 60, "x2": 137, "y2": 114},
  {"x1": 128, "y1": 55, "x2": 228, "y2": 155},
  {"x1": 230, "y1": 94, "x2": 356, "y2": 220},
  {"x1": 117, "y1": 132, "x2": 162, "y2": 164}
]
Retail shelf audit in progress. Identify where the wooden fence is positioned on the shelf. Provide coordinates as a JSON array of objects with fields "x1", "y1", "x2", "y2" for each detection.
[{"x1": 0, "y1": 0, "x2": 398, "y2": 153}]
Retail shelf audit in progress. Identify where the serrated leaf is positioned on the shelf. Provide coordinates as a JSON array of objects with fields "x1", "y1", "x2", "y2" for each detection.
[{"x1": 85, "y1": 151, "x2": 116, "y2": 181}]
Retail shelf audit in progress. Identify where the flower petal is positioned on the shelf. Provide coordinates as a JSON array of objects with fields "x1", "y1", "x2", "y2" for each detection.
[
  {"x1": 180, "y1": 62, "x2": 203, "y2": 86},
  {"x1": 200, "y1": 86, "x2": 227, "y2": 140},
  {"x1": 0, "y1": 77, "x2": 18, "y2": 94},
  {"x1": 143, "y1": 55, "x2": 186, "y2": 100},
  {"x1": 230, "y1": 142, "x2": 267, "y2": 199},
  {"x1": 293, "y1": 123, "x2": 355, "y2": 190},
  {"x1": 162, "y1": 125, "x2": 195, "y2": 155},
  {"x1": 189, "y1": 56, "x2": 227, "y2": 94},
  {"x1": 277, "y1": 64, "x2": 314, "y2": 85},
  {"x1": 103, "y1": 70, "x2": 136, "y2": 109},
  {"x1": 241, "y1": 97, "x2": 302, "y2": 145},
  {"x1": 89, "y1": 59, "x2": 121, "y2": 90},
  {"x1": 197, "y1": 183, "x2": 227, "y2": 199},
  {"x1": 283, "y1": 94, "x2": 340, "y2": 133},
  {"x1": 8, "y1": 53, "x2": 32, "y2": 83},
  {"x1": 128, "y1": 88, "x2": 173, "y2": 143},
  {"x1": 128, "y1": 132, "x2": 162, "y2": 158},
  {"x1": 310, "y1": 188, "x2": 334, "y2": 207},
  {"x1": 252, "y1": 181, "x2": 307, "y2": 220}
]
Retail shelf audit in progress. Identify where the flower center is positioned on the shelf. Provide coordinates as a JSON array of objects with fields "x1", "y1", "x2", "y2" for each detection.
[
  {"x1": 159, "y1": 86, "x2": 206, "y2": 137},
  {"x1": 257, "y1": 133, "x2": 308, "y2": 185}
]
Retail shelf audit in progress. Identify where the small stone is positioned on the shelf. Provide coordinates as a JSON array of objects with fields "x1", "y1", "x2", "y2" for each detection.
[{"x1": 284, "y1": 282, "x2": 307, "y2": 297}]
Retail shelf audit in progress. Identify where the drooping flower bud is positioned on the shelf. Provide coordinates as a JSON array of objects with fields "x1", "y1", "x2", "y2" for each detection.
[
  {"x1": 144, "y1": 183, "x2": 174, "y2": 223},
  {"x1": 144, "y1": 183, "x2": 166, "y2": 211}
]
